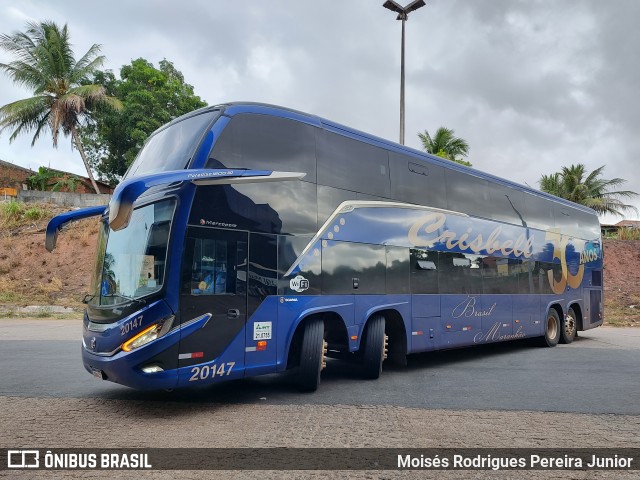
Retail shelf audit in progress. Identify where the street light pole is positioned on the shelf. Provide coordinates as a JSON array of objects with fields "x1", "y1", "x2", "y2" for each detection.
[
  {"x1": 383, "y1": 0, "x2": 426, "y2": 145},
  {"x1": 400, "y1": 15, "x2": 405, "y2": 145}
]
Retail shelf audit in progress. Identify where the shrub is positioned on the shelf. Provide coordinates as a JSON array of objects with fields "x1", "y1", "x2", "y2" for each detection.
[
  {"x1": 0, "y1": 200, "x2": 23, "y2": 220},
  {"x1": 618, "y1": 228, "x2": 640, "y2": 241},
  {"x1": 24, "y1": 205, "x2": 46, "y2": 221}
]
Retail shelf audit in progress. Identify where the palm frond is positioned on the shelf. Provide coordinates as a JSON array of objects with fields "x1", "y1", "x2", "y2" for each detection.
[
  {"x1": 73, "y1": 44, "x2": 104, "y2": 77},
  {"x1": 539, "y1": 163, "x2": 639, "y2": 217},
  {"x1": 0, "y1": 95, "x2": 51, "y2": 144},
  {"x1": 419, "y1": 127, "x2": 469, "y2": 159}
]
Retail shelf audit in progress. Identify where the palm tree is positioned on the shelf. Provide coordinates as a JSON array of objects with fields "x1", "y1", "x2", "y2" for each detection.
[
  {"x1": 539, "y1": 164, "x2": 638, "y2": 217},
  {"x1": 0, "y1": 21, "x2": 121, "y2": 193},
  {"x1": 418, "y1": 127, "x2": 471, "y2": 166}
]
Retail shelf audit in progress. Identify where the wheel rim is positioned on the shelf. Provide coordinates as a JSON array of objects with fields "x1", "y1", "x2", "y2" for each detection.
[
  {"x1": 565, "y1": 314, "x2": 576, "y2": 337},
  {"x1": 547, "y1": 314, "x2": 558, "y2": 339}
]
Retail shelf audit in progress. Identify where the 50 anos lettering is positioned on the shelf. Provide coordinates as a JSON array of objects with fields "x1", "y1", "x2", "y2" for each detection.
[
  {"x1": 189, "y1": 362, "x2": 235, "y2": 382},
  {"x1": 545, "y1": 231, "x2": 584, "y2": 294}
]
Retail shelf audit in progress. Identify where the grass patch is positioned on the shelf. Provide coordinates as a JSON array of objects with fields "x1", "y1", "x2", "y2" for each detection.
[
  {"x1": 604, "y1": 229, "x2": 640, "y2": 240},
  {"x1": 0, "y1": 200, "x2": 52, "y2": 229},
  {"x1": 618, "y1": 229, "x2": 640, "y2": 241},
  {"x1": 24, "y1": 205, "x2": 46, "y2": 221},
  {"x1": 605, "y1": 300, "x2": 640, "y2": 327},
  {"x1": 0, "y1": 290, "x2": 20, "y2": 303},
  {"x1": 0, "y1": 310, "x2": 81, "y2": 320},
  {"x1": 0, "y1": 200, "x2": 23, "y2": 227}
]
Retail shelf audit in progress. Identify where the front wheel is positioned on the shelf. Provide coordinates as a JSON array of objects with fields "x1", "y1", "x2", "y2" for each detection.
[
  {"x1": 297, "y1": 319, "x2": 325, "y2": 392},
  {"x1": 361, "y1": 315, "x2": 387, "y2": 379},
  {"x1": 560, "y1": 307, "x2": 578, "y2": 344},
  {"x1": 539, "y1": 308, "x2": 561, "y2": 347}
]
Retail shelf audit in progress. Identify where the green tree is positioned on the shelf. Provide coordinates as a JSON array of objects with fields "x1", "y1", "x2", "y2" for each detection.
[
  {"x1": 26, "y1": 166, "x2": 57, "y2": 191},
  {"x1": 51, "y1": 174, "x2": 80, "y2": 192},
  {"x1": 81, "y1": 58, "x2": 207, "y2": 183},
  {"x1": 539, "y1": 164, "x2": 638, "y2": 217},
  {"x1": 0, "y1": 21, "x2": 121, "y2": 193},
  {"x1": 418, "y1": 127, "x2": 471, "y2": 167}
]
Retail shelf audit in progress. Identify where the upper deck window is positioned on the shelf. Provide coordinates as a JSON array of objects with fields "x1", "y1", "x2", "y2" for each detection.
[
  {"x1": 316, "y1": 130, "x2": 390, "y2": 197},
  {"x1": 124, "y1": 111, "x2": 217, "y2": 180},
  {"x1": 207, "y1": 113, "x2": 317, "y2": 182}
]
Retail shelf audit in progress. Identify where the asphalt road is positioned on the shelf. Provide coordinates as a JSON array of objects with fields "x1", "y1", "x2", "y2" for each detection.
[{"x1": 1, "y1": 319, "x2": 639, "y2": 415}]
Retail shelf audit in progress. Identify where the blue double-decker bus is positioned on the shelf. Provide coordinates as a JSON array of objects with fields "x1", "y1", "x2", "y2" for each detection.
[{"x1": 46, "y1": 102, "x2": 603, "y2": 391}]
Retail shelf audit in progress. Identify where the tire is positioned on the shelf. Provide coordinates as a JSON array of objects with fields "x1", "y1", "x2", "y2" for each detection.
[
  {"x1": 539, "y1": 308, "x2": 561, "y2": 347},
  {"x1": 361, "y1": 315, "x2": 386, "y2": 379},
  {"x1": 297, "y1": 319, "x2": 325, "y2": 392},
  {"x1": 560, "y1": 307, "x2": 578, "y2": 344}
]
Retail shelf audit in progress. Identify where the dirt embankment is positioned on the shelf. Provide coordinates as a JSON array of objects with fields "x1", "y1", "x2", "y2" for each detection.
[
  {"x1": 0, "y1": 205, "x2": 99, "y2": 310},
  {"x1": 0, "y1": 204, "x2": 638, "y2": 325},
  {"x1": 603, "y1": 239, "x2": 640, "y2": 325}
]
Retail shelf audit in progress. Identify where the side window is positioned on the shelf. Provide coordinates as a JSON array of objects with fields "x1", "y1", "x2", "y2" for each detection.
[
  {"x1": 439, "y1": 252, "x2": 483, "y2": 294},
  {"x1": 207, "y1": 113, "x2": 317, "y2": 182},
  {"x1": 482, "y1": 256, "x2": 529, "y2": 294},
  {"x1": 182, "y1": 229, "x2": 247, "y2": 297},
  {"x1": 189, "y1": 180, "x2": 317, "y2": 236},
  {"x1": 317, "y1": 130, "x2": 390, "y2": 197},
  {"x1": 573, "y1": 209, "x2": 601, "y2": 240},
  {"x1": 522, "y1": 192, "x2": 555, "y2": 231},
  {"x1": 317, "y1": 185, "x2": 358, "y2": 225},
  {"x1": 533, "y1": 261, "x2": 555, "y2": 295},
  {"x1": 445, "y1": 169, "x2": 491, "y2": 219},
  {"x1": 410, "y1": 249, "x2": 439, "y2": 294},
  {"x1": 248, "y1": 233, "x2": 277, "y2": 316},
  {"x1": 387, "y1": 246, "x2": 410, "y2": 294},
  {"x1": 389, "y1": 152, "x2": 447, "y2": 209},
  {"x1": 489, "y1": 185, "x2": 526, "y2": 226},
  {"x1": 277, "y1": 235, "x2": 321, "y2": 295},
  {"x1": 321, "y1": 241, "x2": 386, "y2": 294},
  {"x1": 554, "y1": 206, "x2": 580, "y2": 238},
  {"x1": 189, "y1": 239, "x2": 233, "y2": 295}
]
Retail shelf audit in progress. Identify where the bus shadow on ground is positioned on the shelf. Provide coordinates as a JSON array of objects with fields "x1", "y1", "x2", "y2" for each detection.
[{"x1": 96, "y1": 337, "x2": 547, "y2": 405}]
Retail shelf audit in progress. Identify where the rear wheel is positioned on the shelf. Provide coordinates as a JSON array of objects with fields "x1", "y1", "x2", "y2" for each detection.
[
  {"x1": 361, "y1": 315, "x2": 387, "y2": 379},
  {"x1": 297, "y1": 319, "x2": 325, "y2": 392},
  {"x1": 560, "y1": 307, "x2": 577, "y2": 344},
  {"x1": 539, "y1": 309, "x2": 561, "y2": 347}
]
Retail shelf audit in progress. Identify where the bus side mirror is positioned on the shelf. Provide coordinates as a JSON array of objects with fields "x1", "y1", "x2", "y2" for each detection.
[{"x1": 45, "y1": 206, "x2": 107, "y2": 252}]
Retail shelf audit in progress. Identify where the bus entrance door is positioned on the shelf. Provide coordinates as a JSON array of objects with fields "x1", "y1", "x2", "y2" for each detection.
[{"x1": 179, "y1": 227, "x2": 248, "y2": 383}]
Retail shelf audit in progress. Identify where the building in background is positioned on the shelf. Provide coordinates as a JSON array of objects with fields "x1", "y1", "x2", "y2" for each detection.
[{"x1": 0, "y1": 159, "x2": 113, "y2": 196}]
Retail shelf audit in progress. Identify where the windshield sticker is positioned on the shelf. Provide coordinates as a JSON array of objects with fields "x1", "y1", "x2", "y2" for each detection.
[
  {"x1": 140, "y1": 255, "x2": 156, "y2": 287},
  {"x1": 289, "y1": 275, "x2": 309, "y2": 293},
  {"x1": 253, "y1": 322, "x2": 272, "y2": 341}
]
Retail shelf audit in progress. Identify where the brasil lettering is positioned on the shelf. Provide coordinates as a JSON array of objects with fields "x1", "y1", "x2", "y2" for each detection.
[
  {"x1": 452, "y1": 296, "x2": 496, "y2": 318},
  {"x1": 408, "y1": 212, "x2": 534, "y2": 259}
]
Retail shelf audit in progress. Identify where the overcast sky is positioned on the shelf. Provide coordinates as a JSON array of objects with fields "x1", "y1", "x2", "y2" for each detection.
[{"x1": 1, "y1": 0, "x2": 638, "y2": 223}]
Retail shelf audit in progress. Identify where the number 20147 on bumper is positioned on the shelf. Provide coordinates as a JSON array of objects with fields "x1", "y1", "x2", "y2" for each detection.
[{"x1": 189, "y1": 362, "x2": 235, "y2": 382}]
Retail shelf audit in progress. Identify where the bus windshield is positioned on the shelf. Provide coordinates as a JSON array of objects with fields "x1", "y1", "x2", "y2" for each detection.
[
  {"x1": 89, "y1": 199, "x2": 176, "y2": 307},
  {"x1": 123, "y1": 110, "x2": 218, "y2": 180}
]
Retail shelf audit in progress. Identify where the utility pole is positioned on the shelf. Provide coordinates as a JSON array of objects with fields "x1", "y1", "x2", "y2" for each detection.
[{"x1": 383, "y1": 0, "x2": 426, "y2": 145}]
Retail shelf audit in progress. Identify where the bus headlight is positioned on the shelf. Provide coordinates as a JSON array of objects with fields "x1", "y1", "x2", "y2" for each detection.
[{"x1": 122, "y1": 316, "x2": 174, "y2": 352}]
